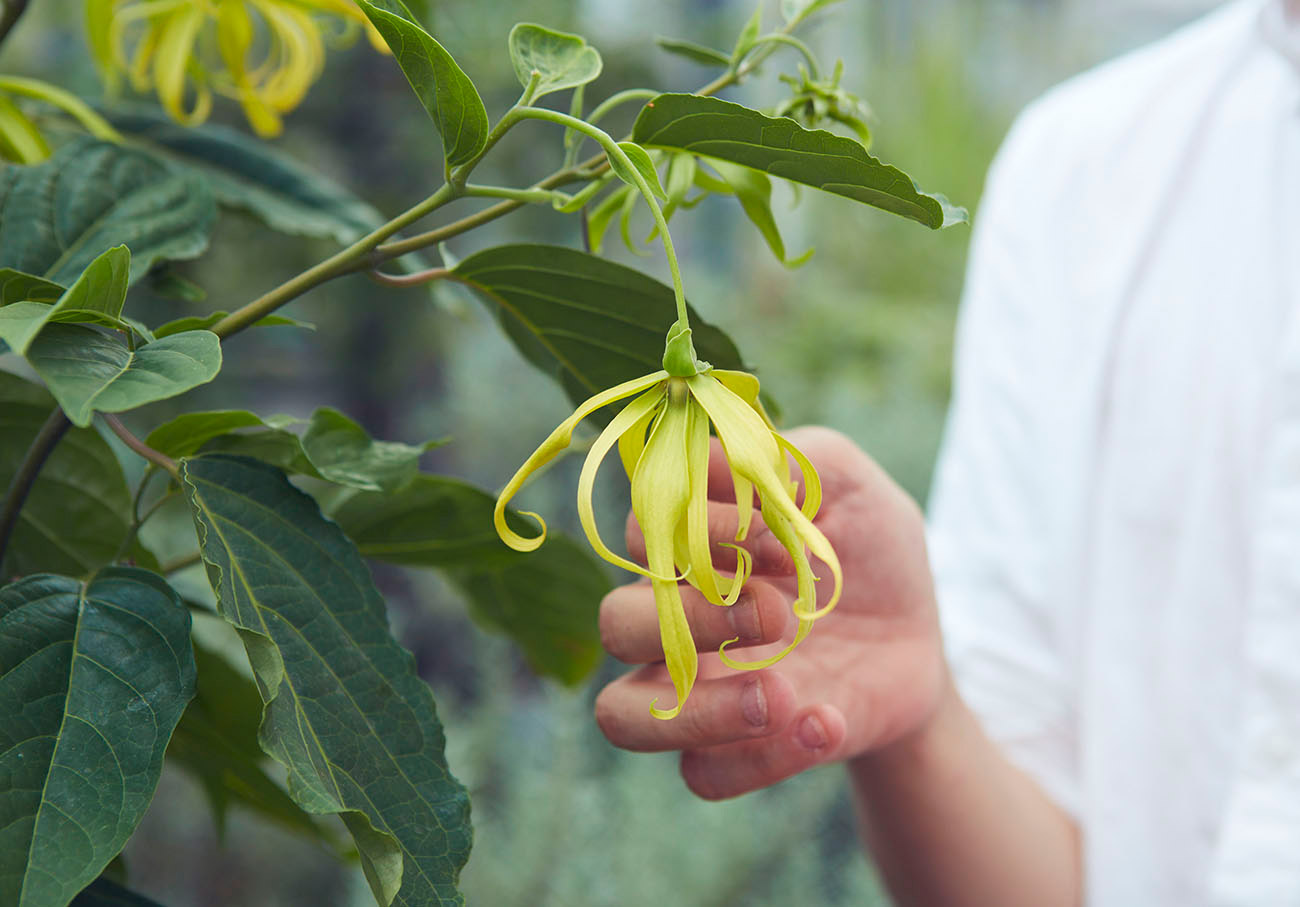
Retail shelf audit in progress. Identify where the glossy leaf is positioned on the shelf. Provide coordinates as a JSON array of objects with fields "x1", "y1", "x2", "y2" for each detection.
[
  {"x1": 0, "y1": 269, "x2": 63, "y2": 306},
  {"x1": 0, "y1": 138, "x2": 216, "y2": 284},
  {"x1": 452, "y1": 244, "x2": 747, "y2": 406},
  {"x1": 152, "y1": 311, "x2": 311, "y2": 338},
  {"x1": 608, "y1": 142, "x2": 667, "y2": 201},
  {"x1": 653, "y1": 37, "x2": 730, "y2": 67},
  {"x1": 181, "y1": 455, "x2": 472, "y2": 906},
  {"x1": 507, "y1": 24, "x2": 602, "y2": 101},
  {"x1": 330, "y1": 476, "x2": 609, "y2": 685},
  {"x1": 169, "y1": 641, "x2": 331, "y2": 842},
  {"x1": 0, "y1": 568, "x2": 195, "y2": 907},
  {"x1": 107, "y1": 107, "x2": 385, "y2": 244},
  {"x1": 71, "y1": 877, "x2": 167, "y2": 906},
  {"x1": 26, "y1": 325, "x2": 222, "y2": 427},
  {"x1": 0, "y1": 372, "x2": 131, "y2": 581},
  {"x1": 632, "y1": 94, "x2": 966, "y2": 228},
  {"x1": 0, "y1": 246, "x2": 131, "y2": 357},
  {"x1": 357, "y1": 0, "x2": 489, "y2": 168},
  {"x1": 708, "y1": 158, "x2": 812, "y2": 268}
]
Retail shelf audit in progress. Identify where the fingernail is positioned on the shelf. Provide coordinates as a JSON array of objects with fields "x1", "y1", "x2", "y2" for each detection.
[
  {"x1": 741, "y1": 677, "x2": 768, "y2": 728},
  {"x1": 796, "y1": 714, "x2": 827, "y2": 752},
  {"x1": 727, "y1": 590, "x2": 762, "y2": 641}
]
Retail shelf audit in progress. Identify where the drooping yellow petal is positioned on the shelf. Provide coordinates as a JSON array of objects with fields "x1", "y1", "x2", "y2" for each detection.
[
  {"x1": 775, "y1": 431, "x2": 821, "y2": 520},
  {"x1": 494, "y1": 370, "x2": 668, "y2": 552},
  {"x1": 630, "y1": 387, "x2": 695, "y2": 719},
  {"x1": 0, "y1": 94, "x2": 51, "y2": 163},
  {"x1": 689, "y1": 373, "x2": 842, "y2": 620},
  {"x1": 577, "y1": 387, "x2": 677, "y2": 580},
  {"x1": 617, "y1": 396, "x2": 660, "y2": 479},
  {"x1": 684, "y1": 398, "x2": 749, "y2": 606},
  {"x1": 153, "y1": 7, "x2": 210, "y2": 125}
]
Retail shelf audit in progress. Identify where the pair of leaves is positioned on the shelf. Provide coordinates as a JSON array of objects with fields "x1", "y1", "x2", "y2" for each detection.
[
  {"x1": 0, "y1": 568, "x2": 195, "y2": 907},
  {"x1": 0, "y1": 372, "x2": 132, "y2": 582},
  {"x1": 146, "y1": 407, "x2": 438, "y2": 493},
  {"x1": 331, "y1": 477, "x2": 610, "y2": 685},
  {"x1": 182, "y1": 455, "x2": 472, "y2": 906}
]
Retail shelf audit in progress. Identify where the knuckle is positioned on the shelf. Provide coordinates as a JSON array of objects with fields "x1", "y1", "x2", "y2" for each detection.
[{"x1": 593, "y1": 686, "x2": 625, "y2": 744}]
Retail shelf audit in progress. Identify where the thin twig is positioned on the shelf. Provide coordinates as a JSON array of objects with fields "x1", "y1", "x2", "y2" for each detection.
[
  {"x1": 0, "y1": 407, "x2": 70, "y2": 570},
  {"x1": 103, "y1": 415, "x2": 180, "y2": 478}
]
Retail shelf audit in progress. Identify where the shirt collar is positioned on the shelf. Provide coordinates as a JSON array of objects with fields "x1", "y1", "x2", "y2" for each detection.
[{"x1": 1260, "y1": 0, "x2": 1300, "y2": 75}]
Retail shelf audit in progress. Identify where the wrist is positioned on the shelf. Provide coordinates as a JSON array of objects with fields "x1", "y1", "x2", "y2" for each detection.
[{"x1": 848, "y1": 665, "x2": 964, "y2": 781}]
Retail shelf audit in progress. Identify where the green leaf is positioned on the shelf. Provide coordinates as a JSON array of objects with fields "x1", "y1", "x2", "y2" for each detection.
[
  {"x1": 146, "y1": 267, "x2": 206, "y2": 303},
  {"x1": 300, "y1": 407, "x2": 437, "y2": 493},
  {"x1": 0, "y1": 137, "x2": 216, "y2": 284},
  {"x1": 586, "y1": 185, "x2": 631, "y2": 255},
  {"x1": 0, "y1": 246, "x2": 131, "y2": 357},
  {"x1": 106, "y1": 106, "x2": 387, "y2": 245},
  {"x1": 0, "y1": 568, "x2": 196, "y2": 907},
  {"x1": 0, "y1": 269, "x2": 63, "y2": 305},
  {"x1": 169, "y1": 642, "x2": 332, "y2": 843},
  {"x1": 26, "y1": 325, "x2": 222, "y2": 427},
  {"x1": 357, "y1": 0, "x2": 489, "y2": 169},
  {"x1": 71, "y1": 877, "x2": 167, "y2": 906},
  {"x1": 152, "y1": 311, "x2": 312, "y2": 338},
  {"x1": 452, "y1": 244, "x2": 748, "y2": 405},
  {"x1": 507, "y1": 24, "x2": 602, "y2": 101},
  {"x1": 654, "y1": 37, "x2": 731, "y2": 67},
  {"x1": 708, "y1": 158, "x2": 813, "y2": 268},
  {"x1": 731, "y1": 3, "x2": 764, "y2": 65},
  {"x1": 0, "y1": 372, "x2": 131, "y2": 581},
  {"x1": 781, "y1": 0, "x2": 844, "y2": 22},
  {"x1": 181, "y1": 455, "x2": 472, "y2": 906},
  {"x1": 607, "y1": 141, "x2": 667, "y2": 201},
  {"x1": 632, "y1": 94, "x2": 967, "y2": 228},
  {"x1": 330, "y1": 475, "x2": 609, "y2": 685},
  {"x1": 146, "y1": 408, "x2": 435, "y2": 492}
]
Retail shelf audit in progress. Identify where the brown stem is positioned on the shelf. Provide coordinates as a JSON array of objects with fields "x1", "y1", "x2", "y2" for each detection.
[
  {"x1": 103, "y1": 414, "x2": 179, "y2": 477},
  {"x1": 0, "y1": 407, "x2": 70, "y2": 572}
]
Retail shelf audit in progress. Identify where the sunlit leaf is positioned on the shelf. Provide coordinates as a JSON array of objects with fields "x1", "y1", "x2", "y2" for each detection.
[
  {"x1": 632, "y1": 94, "x2": 966, "y2": 228},
  {"x1": 0, "y1": 568, "x2": 195, "y2": 907},
  {"x1": 0, "y1": 269, "x2": 63, "y2": 306},
  {"x1": 357, "y1": 0, "x2": 489, "y2": 168},
  {"x1": 0, "y1": 246, "x2": 131, "y2": 357},
  {"x1": 25, "y1": 325, "x2": 222, "y2": 427},
  {"x1": 182, "y1": 455, "x2": 472, "y2": 906},
  {"x1": 0, "y1": 371, "x2": 131, "y2": 581},
  {"x1": 507, "y1": 24, "x2": 602, "y2": 101}
]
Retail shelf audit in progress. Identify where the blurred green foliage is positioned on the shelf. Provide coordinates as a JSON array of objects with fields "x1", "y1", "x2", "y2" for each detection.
[{"x1": 0, "y1": 0, "x2": 1204, "y2": 904}]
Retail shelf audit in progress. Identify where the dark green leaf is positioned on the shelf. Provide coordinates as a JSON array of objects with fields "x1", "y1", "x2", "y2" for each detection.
[
  {"x1": 357, "y1": 0, "x2": 489, "y2": 169},
  {"x1": 152, "y1": 311, "x2": 312, "y2": 338},
  {"x1": 0, "y1": 138, "x2": 216, "y2": 284},
  {"x1": 632, "y1": 94, "x2": 967, "y2": 228},
  {"x1": 0, "y1": 269, "x2": 63, "y2": 305},
  {"x1": 708, "y1": 158, "x2": 813, "y2": 268},
  {"x1": 107, "y1": 107, "x2": 385, "y2": 245},
  {"x1": 181, "y1": 455, "x2": 471, "y2": 906},
  {"x1": 653, "y1": 37, "x2": 731, "y2": 67},
  {"x1": 169, "y1": 642, "x2": 332, "y2": 843},
  {"x1": 146, "y1": 268, "x2": 206, "y2": 303},
  {"x1": 608, "y1": 141, "x2": 666, "y2": 201},
  {"x1": 300, "y1": 407, "x2": 437, "y2": 493},
  {"x1": 451, "y1": 244, "x2": 748, "y2": 405},
  {"x1": 0, "y1": 246, "x2": 131, "y2": 356},
  {"x1": 330, "y1": 475, "x2": 609, "y2": 685},
  {"x1": 0, "y1": 568, "x2": 195, "y2": 907},
  {"x1": 71, "y1": 877, "x2": 167, "y2": 907},
  {"x1": 507, "y1": 24, "x2": 602, "y2": 101},
  {"x1": 26, "y1": 325, "x2": 222, "y2": 427},
  {"x1": 145, "y1": 410, "x2": 278, "y2": 459},
  {"x1": 0, "y1": 372, "x2": 131, "y2": 581}
]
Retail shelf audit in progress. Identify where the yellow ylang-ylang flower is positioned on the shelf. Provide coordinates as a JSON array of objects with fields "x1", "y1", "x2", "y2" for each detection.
[
  {"x1": 86, "y1": 0, "x2": 387, "y2": 138},
  {"x1": 495, "y1": 322, "x2": 842, "y2": 719}
]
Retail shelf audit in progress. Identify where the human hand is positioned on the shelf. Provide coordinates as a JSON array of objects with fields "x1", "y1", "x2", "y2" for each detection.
[{"x1": 595, "y1": 427, "x2": 950, "y2": 799}]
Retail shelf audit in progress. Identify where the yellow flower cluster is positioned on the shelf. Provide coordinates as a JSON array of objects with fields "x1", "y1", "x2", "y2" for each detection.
[
  {"x1": 86, "y1": 0, "x2": 386, "y2": 137},
  {"x1": 496, "y1": 364, "x2": 842, "y2": 719}
]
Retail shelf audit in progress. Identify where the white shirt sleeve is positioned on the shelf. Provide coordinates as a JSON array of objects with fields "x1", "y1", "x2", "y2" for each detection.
[{"x1": 926, "y1": 103, "x2": 1081, "y2": 817}]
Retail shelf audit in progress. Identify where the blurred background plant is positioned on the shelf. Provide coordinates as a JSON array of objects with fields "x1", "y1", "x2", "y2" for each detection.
[{"x1": 1, "y1": 0, "x2": 1221, "y2": 903}]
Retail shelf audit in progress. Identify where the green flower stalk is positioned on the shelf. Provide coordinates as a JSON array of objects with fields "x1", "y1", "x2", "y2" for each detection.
[{"x1": 495, "y1": 326, "x2": 842, "y2": 719}]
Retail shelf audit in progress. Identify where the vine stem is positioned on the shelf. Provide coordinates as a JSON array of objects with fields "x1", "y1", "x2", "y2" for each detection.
[
  {"x1": 509, "y1": 107, "x2": 690, "y2": 327},
  {"x1": 103, "y1": 415, "x2": 180, "y2": 478},
  {"x1": 0, "y1": 407, "x2": 70, "y2": 570}
]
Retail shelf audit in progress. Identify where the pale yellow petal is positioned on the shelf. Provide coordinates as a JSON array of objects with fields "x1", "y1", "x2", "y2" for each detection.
[
  {"x1": 684, "y1": 399, "x2": 748, "y2": 606},
  {"x1": 775, "y1": 431, "x2": 821, "y2": 520},
  {"x1": 494, "y1": 371, "x2": 667, "y2": 552},
  {"x1": 153, "y1": 7, "x2": 209, "y2": 125}
]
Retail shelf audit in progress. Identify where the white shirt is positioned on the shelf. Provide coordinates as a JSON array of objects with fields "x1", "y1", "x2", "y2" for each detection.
[{"x1": 927, "y1": 1, "x2": 1300, "y2": 903}]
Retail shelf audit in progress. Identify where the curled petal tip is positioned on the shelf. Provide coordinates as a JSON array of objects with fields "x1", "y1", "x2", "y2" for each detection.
[
  {"x1": 649, "y1": 697, "x2": 684, "y2": 720},
  {"x1": 495, "y1": 506, "x2": 547, "y2": 552}
]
